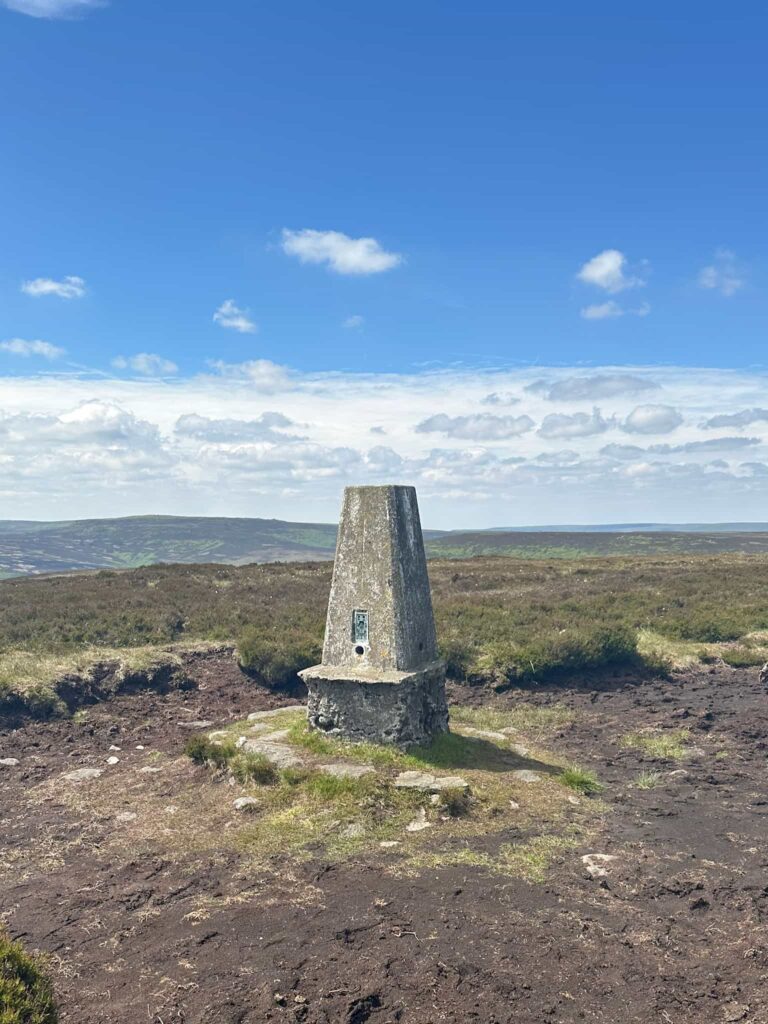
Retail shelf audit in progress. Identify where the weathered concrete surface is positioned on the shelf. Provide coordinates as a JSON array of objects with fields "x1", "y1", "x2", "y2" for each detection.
[{"x1": 301, "y1": 485, "x2": 448, "y2": 746}]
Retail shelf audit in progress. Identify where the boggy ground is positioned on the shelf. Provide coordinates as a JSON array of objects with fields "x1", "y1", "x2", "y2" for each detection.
[{"x1": 2, "y1": 652, "x2": 767, "y2": 1024}]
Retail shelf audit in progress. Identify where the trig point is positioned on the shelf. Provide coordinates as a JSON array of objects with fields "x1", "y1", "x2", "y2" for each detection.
[{"x1": 300, "y1": 485, "x2": 448, "y2": 746}]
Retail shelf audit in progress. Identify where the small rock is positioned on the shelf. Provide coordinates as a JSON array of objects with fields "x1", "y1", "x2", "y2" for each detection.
[
  {"x1": 406, "y1": 807, "x2": 432, "y2": 833},
  {"x1": 394, "y1": 770, "x2": 469, "y2": 792},
  {"x1": 115, "y1": 811, "x2": 137, "y2": 823},
  {"x1": 723, "y1": 1002, "x2": 749, "y2": 1022},
  {"x1": 512, "y1": 770, "x2": 541, "y2": 784},
  {"x1": 241, "y1": 739, "x2": 302, "y2": 769},
  {"x1": 508, "y1": 799, "x2": 520, "y2": 810},
  {"x1": 109, "y1": 745, "x2": 121, "y2": 752},
  {"x1": 380, "y1": 840, "x2": 400, "y2": 848},
  {"x1": 235, "y1": 736, "x2": 247, "y2": 749},
  {"x1": 567, "y1": 795, "x2": 580, "y2": 805},
  {"x1": 582, "y1": 853, "x2": 617, "y2": 878},
  {"x1": 177, "y1": 720, "x2": 214, "y2": 729},
  {"x1": 233, "y1": 797, "x2": 259, "y2": 812},
  {"x1": 135, "y1": 745, "x2": 145, "y2": 750},
  {"x1": 0, "y1": 757, "x2": 20, "y2": 767},
  {"x1": 63, "y1": 768, "x2": 103, "y2": 783},
  {"x1": 106, "y1": 756, "x2": 120, "y2": 765},
  {"x1": 319, "y1": 763, "x2": 375, "y2": 779},
  {"x1": 139, "y1": 766, "x2": 162, "y2": 774},
  {"x1": 164, "y1": 805, "x2": 179, "y2": 814}
]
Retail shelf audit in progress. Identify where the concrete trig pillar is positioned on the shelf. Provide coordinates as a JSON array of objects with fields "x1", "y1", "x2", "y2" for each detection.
[{"x1": 300, "y1": 485, "x2": 448, "y2": 746}]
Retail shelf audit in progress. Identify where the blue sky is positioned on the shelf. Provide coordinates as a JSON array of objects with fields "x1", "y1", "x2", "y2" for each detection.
[{"x1": 1, "y1": 1, "x2": 768, "y2": 524}]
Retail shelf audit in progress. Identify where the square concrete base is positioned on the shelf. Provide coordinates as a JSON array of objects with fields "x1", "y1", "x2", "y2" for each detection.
[{"x1": 299, "y1": 660, "x2": 448, "y2": 747}]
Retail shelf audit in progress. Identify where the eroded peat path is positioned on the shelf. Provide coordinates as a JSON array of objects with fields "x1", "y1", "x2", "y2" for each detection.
[{"x1": 1, "y1": 655, "x2": 767, "y2": 1024}]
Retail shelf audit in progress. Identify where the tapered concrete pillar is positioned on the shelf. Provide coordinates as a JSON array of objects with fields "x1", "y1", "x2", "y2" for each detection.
[{"x1": 300, "y1": 485, "x2": 448, "y2": 746}]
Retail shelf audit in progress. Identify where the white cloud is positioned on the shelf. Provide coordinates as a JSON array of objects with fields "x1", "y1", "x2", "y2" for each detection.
[
  {"x1": 112, "y1": 353, "x2": 178, "y2": 376},
  {"x1": 703, "y1": 408, "x2": 768, "y2": 429},
  {"x1": 622, "y1": 404, "x2": 683, "y2": 435},
  {"x1": 415, "y1": 413, "x2": 535, "y2": 441},
  {"x1": 1, "y1": 0, "x2": 103, "y2": 17},
  {"x1": 2, "y1": 365, "x2": 768, "y2": 524},
  {"x1": 0, "y1": 338, "x2": 64, "y2": 359},
  {"x1": 21, "y1": 275, "x2": 85, "y2": 298},
  {"x1": 207, "y1": 359, "x2": 291, "y2": 392},
  {"x1": 581, "y1": 300, "x2": 624, "y2": 320},
  {"x1": 538, "y1": 408, "x2": 609, "y2": 439},
  {"x1": 343, "y1": 315, "x2": 365, "y2": 329},
  {"x1": 213, "y1": 299, "x2": 257, "y2": 334},
  {"x1": 281, "y1": 229, "x2": 402, "y2": 275},
  {"x1": 576, "y1": 249, "x2": 645, "y2": 293},
  {"x1": 531, "y1": 374, "x2": 660, "y2": 402},
  {"x1": 480, "y1": 391, "x2": 519, "y2": 406},
  {"x1": 698, "y1": 249, "x2": 744, "y2": 297}
]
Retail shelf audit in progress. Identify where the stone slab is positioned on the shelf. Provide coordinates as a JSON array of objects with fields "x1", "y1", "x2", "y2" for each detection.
[{"x1": 394, "y1": 770, "x2": 469, "y2": 792}]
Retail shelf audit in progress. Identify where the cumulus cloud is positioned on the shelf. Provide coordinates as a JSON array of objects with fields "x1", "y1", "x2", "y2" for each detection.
[
  {"x1": 622, "y1": 404, "x2": 683, "y2": 435},
  {"x1": 576, "y1": 249, "x2": 645, "y2": 293},
  {"x1": 702, "y1": 409, "x2": 768, "y2": 429},
  {"x1": 112, "y1": 353, "x2": 178, "y2": 376},
  {"x1": 343, "y1": 315, "x2": 365, "y2": 329},
  {"x1": 415, "y1": 413, "x2": 535, "y2": 441},
  {"x1": 281, "y1": 229, "x2": 402, "y2": 275},
  {"x1": 698, "y1": 249, "x2": 744, "y2": 297},
  {"x1": 1, "y1": 0, "x2": 103, "y2": 17},
  {"x1": 21, "y1": 275, "x2": 86, "y2": 298},
  {"x1": 213, "y1": 299, "x2": 257, "y2": 334},
  {"x1": 207, "y1": 359, "x2": 291, "y2": 392},
  {"x1": 480, "y1": 391, "x2": 519, "y2": 406},
  {"x1": 175, "y1": 412, "x2": 301, "y2": 443},
  {"x1": 0, "y1": 338, "x2": 64, "y2": 359},
  {"x1": 530, "y1": 373, "x2": 660, "y2": 402},
  {"x1": 538, "y1": 408, "x2": 609, "y2": 439}
]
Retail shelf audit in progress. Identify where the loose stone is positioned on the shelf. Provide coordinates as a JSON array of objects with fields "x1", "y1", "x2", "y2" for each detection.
[
  {"x1": 512, "y1": 770, "x2": 541, "y2": 783},
  {"x1": 106, "y1": 756, "x2": 120, "y2": 765},
  {"x1": 233, "y1": 797, "x2": 259, "y2": 812},
  {"x1": 0, "y1": 757, "x2": 20, "y2": 767},
  {"x1": 177, "y1": 720, "x2": 214, "y2": 729},
  {"x1": 394, "y1": 770, "x2": 469, "y2": 792},
  {"x1": 63, "y1": 768, "x2": 103, "y2": 782}
]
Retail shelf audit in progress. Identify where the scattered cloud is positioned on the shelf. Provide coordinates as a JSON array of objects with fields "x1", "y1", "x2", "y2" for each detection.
[
  {"x1": 703, "y1": 408, "x2": 768, "y2": 429},
  {"x1": 207, "y1": 358, "x2": 291, "y2": 392},
  {"x1": 175, "y1": 412, "x2": 301, "y2": 443},
  {"x1": 576, "y1": 249, "x2": 645, "y2": 293},
  {"x1": 112, "y1": 353, "x2": 178, "y2": 376},
  {"x1": 281, "y1": 228, "x2": 402, "y2": 275},
  {"x1": 21, "y1": 275, "x2": 85, "y2": 299},
  {"x1": 480, "y1": 391, "x2": 519, "y2": 406},
  {"x1": 603, "y1": 437, "x2": 759, "y2": 458},
  {"x1": 415, "y1": 413, "x2": 535, "y2": 441},
  {"x1": 343, "y1": 315, "x2": 365, "y2": 329},
  {"x1": 698, "y1": 249, "x2": 744, "y2": 297},
  {"x1": 0, "y1": 338, "x2": 64, "y2": 359},
  {"x1": 580, "y1": 300, "x2": 623, "y2": 320},
  {"x1": 529, "y1": 374, "x2": 660, "y2": 402},
  {"x1": 538, "y1": 408, "x2": 609, "y2": 439},
  {"x1": 213, "y1": 299, "x2": 257, "y2": 334},
  {"x1": 622, "y1": 404, "x2": 683, "y2": 435},
  {"x1": 0, "y1": 0, "x2": 103, "y2": 17}
]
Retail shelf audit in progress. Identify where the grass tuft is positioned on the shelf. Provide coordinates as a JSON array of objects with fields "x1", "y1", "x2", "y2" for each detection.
[
  {"x1": 621, "y1": 728, "x2": 691, "y2": 760},
  {"x1": 0, "y1": 929, "x2": 58, "y2": 1024},
  {"x1": 557, "y1": 766, "x2": 603, "y2": 795},
  {"x1": 634, "y1": 770, "x2": 663, "y2": 789}
]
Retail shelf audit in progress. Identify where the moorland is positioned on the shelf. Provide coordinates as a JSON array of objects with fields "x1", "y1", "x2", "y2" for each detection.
[{"x1": 2, "y1": 552, "x2": 768, "y2": 1023}]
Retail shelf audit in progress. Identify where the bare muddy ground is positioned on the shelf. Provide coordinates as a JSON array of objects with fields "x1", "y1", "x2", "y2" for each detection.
[{"x1": 2, "y1": 653, "x2": 767, "y2": 1024}]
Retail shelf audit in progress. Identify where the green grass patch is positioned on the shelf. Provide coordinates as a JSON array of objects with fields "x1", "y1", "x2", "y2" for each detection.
[
  {"x1": 621, "y1": 728, "x2": 691, "y2": 760},
  {"x1": 633, "y1": 769, "x2": 663, "y2": 789},
  {"x1": 0, "y1": 929, "x2": 58, "y2": 1024},
  {"x1": 450, "y1": 703, "x2": 574, "y2": 738},
  {"x1": 557, "y1": 766, "x2": 603, "y2": 795}
]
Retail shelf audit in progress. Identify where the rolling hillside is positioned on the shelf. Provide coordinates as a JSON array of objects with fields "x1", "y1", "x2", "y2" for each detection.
[{"x1": 4, "y1": 515, "x2": 768, "y2": 577}]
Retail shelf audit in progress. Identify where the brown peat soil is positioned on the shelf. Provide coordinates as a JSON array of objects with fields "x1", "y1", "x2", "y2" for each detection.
[{"x1": 2, "y1": 650, "x2": 767, "y2": 1024}]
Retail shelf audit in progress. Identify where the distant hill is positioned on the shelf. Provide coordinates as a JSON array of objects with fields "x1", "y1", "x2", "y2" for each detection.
[
  {"x1": 486, "y1": 523, "x2": 768, "y2": 533},
  {"x1": 3, "y1": 515, "x2": 768, "y2": 577}
]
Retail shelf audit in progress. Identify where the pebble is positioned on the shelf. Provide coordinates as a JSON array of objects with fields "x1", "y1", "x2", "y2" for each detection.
[
  {"x1": 106, "y1": 756, "x2": 120, "y2": 765},
  {"x1": 406, "y1": 807, "x2": 432, "y2": 832},
  {"x1": 567, "y1": 795, "x2": 580, "y2": 805},
  {"x1": 380, "y1": 840, "x2": 400, "y2": 848},
  {"x1": 63, "y1": 768, "x2": 103, "y2": 783},
  {"x1": 582, "y1": 853, "x2": 617, "y2": 878},
  {"x1": 109, "y1": 745, "x2": 121, "y2": 752},
  {"x1": 136, "y1": 745, "x2": 145, "y2": 750},
  {"x1": 508, "y1": 799, "x2": 520, "y2": 810},
  {"x1": 0, "y1": 757, "x2": 20, "y2": 767},
  {"x1": 233, "y1": 796, "x2": 259, "y2": 812}
]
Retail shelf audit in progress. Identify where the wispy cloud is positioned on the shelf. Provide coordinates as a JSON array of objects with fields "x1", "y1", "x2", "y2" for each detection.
[
  {"x1": 112, "y1": 353, "x2": 178, "y2": 376},
  {"x1": 581, "y1": 300, "x2": 651, "y2": 320},
  {"x1": 213, "y1": 299, "x2": 257, "y2": 334},
  {"x1": 698, "y1": 249, "x2": 744, "y2": 297},
  {"x1": 703, "y1": 408, "x2": 768, "y2": 429},
  {"x1": 21, "y1": 275, "x2": 85, "y2": 299},
  {"x1": 415, "y1": 413, "x2": 535, "y2": 441},
  {"x1": 343, "y1": 315, "x2": 365, "y2": 329},
  {"x1": 0, "y1": 338, "x2": 64, "y2": 359},
  {"x1": 528, "y1": 373, "x2": 660, "y2": 402},
  {"x1": 207, "y1": 358, "x2": 291, "y2": 392},
  {"x1": 281, "y1": 229, "x2": 402, "y2": 275},
  {"x1": 576, "y1": 249, "x2": 646, "y2": 294},
  {"x1": 1, "y1": 0, "x2": 103, "y2": 18}
]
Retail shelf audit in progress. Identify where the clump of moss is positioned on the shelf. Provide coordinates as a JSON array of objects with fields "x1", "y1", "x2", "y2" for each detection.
[
  {"x1": 230, "y1": 752, "x2": 279, "y2": 786},
  {"x1": 0, "y1": 929, "x2": 58, "y2": 1024},
  {"x1": 184, "y1": 734, "x2": 236, "y2": 768}
]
